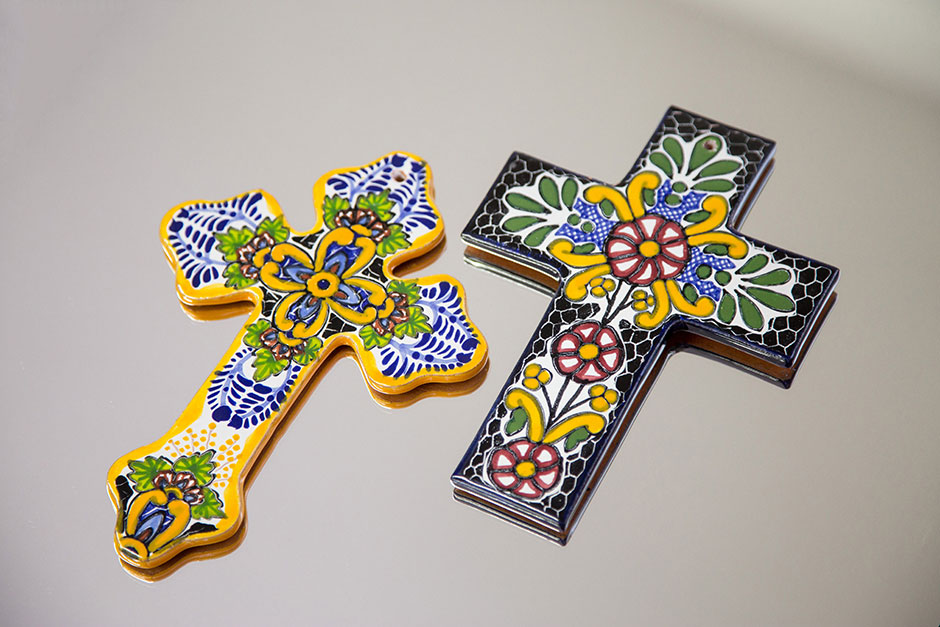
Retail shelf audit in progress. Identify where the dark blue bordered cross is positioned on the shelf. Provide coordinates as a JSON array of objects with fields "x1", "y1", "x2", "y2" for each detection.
[{"x1": 452, "y1": 108, "x2": 839, "y2": 543}]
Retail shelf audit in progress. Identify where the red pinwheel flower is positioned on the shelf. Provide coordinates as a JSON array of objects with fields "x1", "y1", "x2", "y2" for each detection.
[
  {"x1": 551, "y1": 322, "x2": 623, "y2": 383},
  {"x1": 488, "y1": 439, "x2": 560, "y2": 499},
  {"x1": 605, "y1": 214, "x2": 689, "y2": 285}
]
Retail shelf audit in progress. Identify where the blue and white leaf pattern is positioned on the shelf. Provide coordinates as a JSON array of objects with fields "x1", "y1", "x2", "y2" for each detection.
[
  {"x1": 325, "y1": 153, "x2": 439, "y2": 244},
  {"x1": 166, "y1": 192, "x2": 273, "y2": 288},
  {"x1": 207, "y1": 347, "x2": 301, "y2": 429},
  {"x1": 375, "y1": 281, "x2": 480, "y2": 378}
]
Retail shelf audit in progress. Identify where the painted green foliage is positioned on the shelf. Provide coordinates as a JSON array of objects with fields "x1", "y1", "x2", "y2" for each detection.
[
  {"x1": 503, "y1": 175, "x2": 584, "y2": 247},
  {"x1": 126, "y1": 451, "x2": 226, "y2": 520},
  {"x1": 648, "y1": 134, "x2": 741, "y2": 192},
  {"x1": 217, "y1": 216, "x2": 290, "y2": 288},
  {"x1": 700, "y1": 252, "x2": 796, "y2": 331},
  {"x1": 211, "y1": 186, "x2": 434, "y2": 381},
  {"x1": 322, "y1": 190, "x2": 410, "y2": 257},
  {"x1": 357, "y1": 279, "x2": 429, "y2": 349},
  {"x1": 242, "y1": 319, "x2": 322, "y2": 381}
]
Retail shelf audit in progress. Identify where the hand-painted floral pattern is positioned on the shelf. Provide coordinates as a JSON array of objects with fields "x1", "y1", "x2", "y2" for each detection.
[
  {"x1": 111, "y1": 153, "x2": 488, "y2": 569},
  {"x1": 117, "y1": 450, "x2": 225, "y2": 562},
  {"x1": 489, "y1": 440, "x2": 560, "y2": 499},
  {"x1": 161, "y1": 154, "x2": 482, "y2": 433},
  {"x1": 482, "y1": 133, "x2": 800, "y2": 502},
  {"x1": 551, "y1": 322, "x2": 623, "y2": 383}
]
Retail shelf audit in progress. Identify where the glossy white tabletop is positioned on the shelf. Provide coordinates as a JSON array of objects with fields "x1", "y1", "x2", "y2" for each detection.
[{"x1": 2, "y1": 1, "x2": 938, "y2": 625}]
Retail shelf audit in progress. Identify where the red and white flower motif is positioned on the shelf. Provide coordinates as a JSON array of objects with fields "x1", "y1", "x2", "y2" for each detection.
[
  {"x1": 605, "y1": 214, "x2": 689, "y2": 286},
  {"x1": 488, "y1": 439, "x2": 561, "y2": 499},
  {"x1": 551, "y1": 322, "x2": 624, "y2": 383}
]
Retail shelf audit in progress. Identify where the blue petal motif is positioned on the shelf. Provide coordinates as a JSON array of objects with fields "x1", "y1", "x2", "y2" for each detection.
[
  {"x1": 278, "y1": 256, "x2": 314, "y2": 284},
  {"x1": 166, "y1": 192, "x2": 272, "y2": 288},
  {"x1": 320, "y1": 243, "x2": 358, "y2": 276},
  {"x1": 287, "y1": 294, "x2": 322, "y2": 323},
  {"x1": 374, "y1": 281, "x2": 480, "y2": 378},
  {"x1": 325, "y1": 153, "x2": 439, "y2": 244},
  {"x1": 207, "y1": 347, "x2": 300, "y2": 429}
]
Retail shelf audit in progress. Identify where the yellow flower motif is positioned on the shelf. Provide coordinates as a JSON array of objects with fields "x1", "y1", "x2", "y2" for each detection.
[
  {"x1": 588, "y1": 384, "x2": 619, "y2": 411},
  {"x1": 631, "y1": 289, "x2": 655, "y2": 311},
  {"x1": 522, "y1": 363, "x2": 552, "y2": 390},
  {"x1": 589, "y1": 276, "x2": 617, "y2": 297},
  {"x1": 547, "y1": 172, "x2": 748, "y2": 330},
  {"x1": 252, "y1": 227, "x2": 387, "y2": 341}
]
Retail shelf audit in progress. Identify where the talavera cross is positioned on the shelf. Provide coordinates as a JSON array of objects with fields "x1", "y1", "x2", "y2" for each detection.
[
  {"x1": 108, "y1": 152, "x2": 487, "y2": 568},
  {"x1": 452, "y1": 108, "x2": 839, "y2": 542}
]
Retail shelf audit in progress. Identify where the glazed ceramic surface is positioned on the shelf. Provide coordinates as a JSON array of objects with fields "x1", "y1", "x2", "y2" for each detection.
[
  {"x1": 453, "y1": 108, "x2": 839, "y2": 542},
  {"x1": 107, "y1": 152, "x2": 487, "y2": 569}
]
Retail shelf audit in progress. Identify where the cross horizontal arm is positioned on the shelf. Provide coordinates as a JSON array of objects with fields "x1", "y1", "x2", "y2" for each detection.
[
  {"x1": 109, "y1": 153, "x2": 487, "y2": 568},
  {"x1": 454, "y1": 108, "x2": 839, "y2": 542}
]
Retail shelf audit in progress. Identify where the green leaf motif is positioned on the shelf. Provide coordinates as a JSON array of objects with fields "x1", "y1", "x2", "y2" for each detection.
[
  {"x1": 572, "y1": 243, "x2": 596, "y2": 254},
  {"x1": 387, "y1": 279, "x2": 421, "y2": 304},
  {"x1": 357, "y1": 190, "x2": 395, "y2": 221},
  {"x1": 359, "y1": 325, "x2": 392, "y2": 350},
  {"x1": 747, "y1": 269, "x2": 791, "y2": 286},
  {"x1": 688, "y1": 135, "x2": 723, "y2": 171},
  {"x1": 173, "y1": 450, "x2": 216, "y2": 486},
  {"x1": 704, "y1": 244, "x2": 729, "y2": 256},
  {"x1": 717, "y1": 292, "x2": 736, "y2": 323},
  {"x1": 293, "y1": 337, "x2": 322, "y2": 365},
  {"x1": 538, "y1": 177, "x2": 560, "y2": 209},
  {"x1": 599, "y1": 198, "x2": 616, "y2": 218},
  {"x1": 505, "y1": 193, "x2": 547, "y2": 214},
  {"x1": 223, "y1": 263, "x2": 257, "y2": 289},
  {"x1": 561, "y1": 179, "x2": 578, "y2": 209},
  {"x1": 684, "y1": 210, "x2": 710, "y2": 224},
  {"x1": 392, "y1": 306, "x2": 433, "y2": 339},
  {"x1": 322, "y1": 194, "x2": 350, "y2": 227},
  {"x1": 745, "y1": 287, "x2": 795, "y2": 312},
  {"x1": 506, "y1": 407, "x2": 527, "y2": 436},
  {"x1": 564, "y1": 426, "x2": 591, "y2": 452},
  {"x1": 191, "y1": 488, "x2": 226, "y2": 520},
  {"x1": 738, "y1": 254, "x2": 769, "y2": 275},
  {"x1": 376, "y1": 224, "x2": 410, "y2": 257},
  {"x1": 503, "y1": 216, "x2": 543, "y2": 232},
  {"x1": 127, "y1": 456, "x2": 172, "y2": 491},
  {"x1": 215, "y1": 226, "x2": 255, "y2": 261},
  {"x1": 737, "y1": 293, "x2": 764, "y2": 330},
  {"x1": 682, "y1": 283, "x2": 698, "y2": 303},
  {"x1": 642, "y1": 188, "x2": 655, "y2": 207},
  {"x1": 243, "y1": 319, "x2": 272, "y2": 348},
  {"x1": 697, "y1": 160, "x2": 741, "y2": 178},
  {"x1": 649, "y1": 152, "x2": 673, "y2": 177},
  {"x1": 251, "y1": 348, "x2": 290, "y2": 381},
  {"x1": 663, "y1": 137, "x2": 684, "y2": 171},
  {"x1": 256, "y1": 216, "x2": 289, "y2": 243},
  {"x1": 523, "y1": 225, "x2": 555, "y2": 247},
  {"x1": 692, "y1": 179, "x2": 735, "y2": 192}
]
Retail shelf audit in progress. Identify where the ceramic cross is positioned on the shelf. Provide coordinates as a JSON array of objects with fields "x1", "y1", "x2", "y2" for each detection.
[
  {"x1": 108, "y1": 152, "x2": 487, "y2": 569},
  {"x1": 452, "y1": 108, "x2": 839, "y2": 543}
]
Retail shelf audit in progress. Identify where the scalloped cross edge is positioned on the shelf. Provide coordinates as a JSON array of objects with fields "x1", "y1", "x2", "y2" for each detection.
[{"x1": 108, "y1": 152, "x2": 488, "y2": 569}]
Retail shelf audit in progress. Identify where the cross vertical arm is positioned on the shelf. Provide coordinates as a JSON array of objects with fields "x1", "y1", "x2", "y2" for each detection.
[
  {"x1": 453, "y1": 108, "x2": 838, "y2": 542},
  {"x1": 109, "y1": 153, "x2": 487, "y2": 569}
]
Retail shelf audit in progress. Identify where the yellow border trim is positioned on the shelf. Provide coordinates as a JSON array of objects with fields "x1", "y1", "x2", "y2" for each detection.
[{"x1": 110, "y1": 152, "x2": 488, "y2": 569}]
